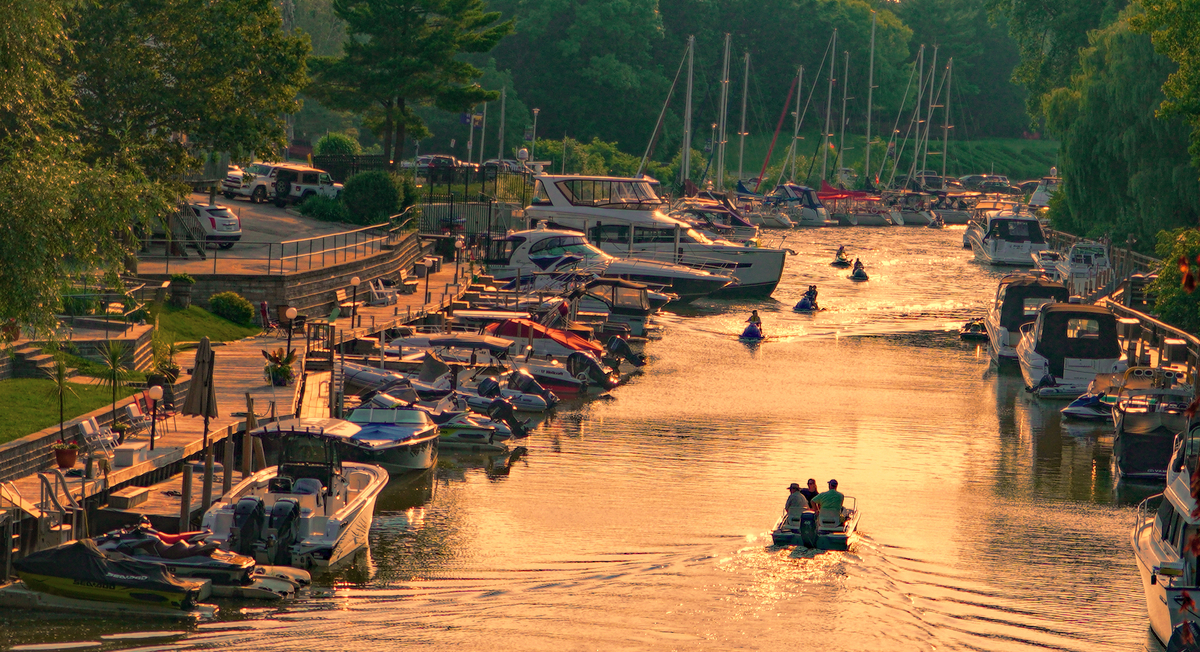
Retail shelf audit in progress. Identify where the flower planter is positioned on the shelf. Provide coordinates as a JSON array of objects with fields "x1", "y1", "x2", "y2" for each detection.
[
  {"x1": 171, "y1": 285, "x2": 193, "y2": 309},
  {"x1": 54, "y1": 448, "x2": 78, "y2": 469}
]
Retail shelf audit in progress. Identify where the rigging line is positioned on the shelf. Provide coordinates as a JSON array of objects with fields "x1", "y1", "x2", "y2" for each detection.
[
  {"x1": 753, "y1": 72, "x2": 799, "y2": 193},
  {"x1": 907, "y1": 57, "x2": 943, "y2": 181},
  {"x1": 638, "y1": 40, "x2": 691, "y2": 177},
  {"x1": 877, "y1": 52, "x2": 919, "y2": 186},
  {"x1": 777, "y1": 34, "x2": 834, "y2": 188}
]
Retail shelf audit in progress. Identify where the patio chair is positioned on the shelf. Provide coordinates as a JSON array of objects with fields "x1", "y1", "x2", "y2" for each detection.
[
  {"x1": 368, "y1": 279, "x2": 397, "y2": 306},
  {"x1": 124, "y1": 403, "x2": 151, "y2": 438},
  {"x1": 259, "y1": 301, "x2": 286, "y2": 337},
  {"x1": 77, "y1": 417, "x2": 116, "y2": 458},
  {"x1": 143, "y1": 389, "x2": 177, "y2": 433}
]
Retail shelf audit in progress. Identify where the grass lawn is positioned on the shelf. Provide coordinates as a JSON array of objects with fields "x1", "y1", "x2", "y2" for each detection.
[
  {"x1": 60, "y1": 352, "x2": 147, "y2": 383},
  {"x1": 0, "y1": 379, "x2": 138, "y2": 445},
  {"x1": 154, "y1": 304, "x2": 260, "y2": 343}
]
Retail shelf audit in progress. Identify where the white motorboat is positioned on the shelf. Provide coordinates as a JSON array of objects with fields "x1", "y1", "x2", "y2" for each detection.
[
  {"x1": 201, "y1": 425, "x2": 389, "y2": 569},
  {"x1": 763, "y1": 183, "x2": 830, "y2": 226},
  {"x1": 484, "y1": 226, "x2": 734, "y2": 303},
  {"x1": 964, "y1": 209, "x2": 1049, "y2": 265},
  {"x1": 669, "y1": 199, "x2": 761, "y2": 245},
  {"x1": 1131, "y1": 423, "x2": 1200, "y2": 645},
  {"x1": 1054, "y1": 241, "x2": 1111, "y2": 296},
  {"x1": 1016, "y1": 302, "x2": 1126, "y2": 397},
  {"x1": 1112, "y1": 367, "x2": 1194, "y2": 480},
  {"x1": 771, "y1": 498, "x2": 860, "y2": 550},
  {"x1": 1029, "y1": 175, "x2": 1060, "y2": 208},
  {"x1": 984, "y1": 274, "x2": 1069, "y2": 361},
  {"x1": 1030, "y1": 250, "x2": 1064, "y2": 277},
  {"x1": 930, "y1": 191, "x2": 981, "y2": 224},
  {"x1": 884, "y1": 191, "x2": 936, "y2": 225},
  {"x1": 525, "y1": 175, "x2": 788, "y2": 298}
]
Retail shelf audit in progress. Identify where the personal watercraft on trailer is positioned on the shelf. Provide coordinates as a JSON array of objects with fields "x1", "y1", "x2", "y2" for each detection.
[
  {"x1": 793, "y1": 285, "x2": 821, "y2": 312},
  {"x1": 771, "y1": 498, "x2": 860, "y2": 550},
  {"x1": 13, "y1": 539, "x2": 210, "y2": 611},
  {"x1": 959, "y1": 318, "x2": 989, "y2": 341},
  {"x1": 202, "y1": 426, "x2": 389, "y2": 569}
]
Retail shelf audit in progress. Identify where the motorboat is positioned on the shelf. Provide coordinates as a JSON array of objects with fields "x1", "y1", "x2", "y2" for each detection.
[
  {"x1": 525, "y1": 175, "x2": 788, "y2": 298},
  {"x1": 1060, "y1": 372, "x2": 1121, "y2": 421},
  {"x1": 338, "y1": 405, "x2": 441, "y2": 473},
  {"x1": 884, "y1": 191, "x2": 936, "y2": 226},
  {"x1": 568, "y1": 277, "x2": 658, "y2": 338},
  {"x1": 763, "y1": 183, "x2": 830, "y2": 226},
  {"x1": 930, "y1": 191, "x2": 981, "y2": 224},
  {"x1": 964, "y1": 204, "x2": 1048, "y2": 265},
  {"x1": 1054, "y1": 241, "x2": 1111, "y2": 296},
  {"x1": 1031, "y1": 250, "x2": 1064, "y2": 277},
  {"x1": 93, "y1": 520, "x2": 308, "y2": 600},
  {"x1": 984, "y1": 274, "x2": 1069, "y2": 361},
  {"x1": 13, "y1": 539, "x2": 211, "y2": 611},
  {"x1": 201, "y1": 425, "x2": 389, "y2": 569},
  {"x1": 364, "y1": 392, "x2": 528, "y2": 447},
  {"x1": 771, "y1": 498, "x2": 860, "y2": 550},
  {"x1": 817, "y1": 181, "x2": 894, "y2": 226},
  {"x1": 1130, "y1": 423, "x2": 1200, "y2": 645},
  {"x1": 1028, "y1": 175, "x2": 1060, "y2": 208},
  {"x1": 669, "y1": 198, "x2": 761, "y2": 244},
  {"x1": 1113, "y1": 367, "x2": 1193, "y2": 479},
  {"x1": 1016, "y1": 302, "x2": 1126, "y2": 397},
  {"x1": 959, "y1": 318, "x2": 989, "y2": 341},
  {"x1": 484, "y1": 226, "x2": 734, "y2": 303}
]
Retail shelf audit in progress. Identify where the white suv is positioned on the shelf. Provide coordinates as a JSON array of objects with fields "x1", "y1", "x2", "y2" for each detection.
[
  {"x1": 222, "y1": 162, "x2": 286, "y2": 203},
  {"x1": 271, "y1": 165, "x2": 343, "y2": 207},
  {"x1": 187, "y1": 204, "x2": 242, "y2": 249}
]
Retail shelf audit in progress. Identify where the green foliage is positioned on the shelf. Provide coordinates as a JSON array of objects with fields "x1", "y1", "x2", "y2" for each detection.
[
  {"x1": 1152, "y1": 228, "x2": 1200, "y2": 332},
  {"x1": 97, "y1": 340, "x2": 129, "y2": 425},
  {"x1": 342, "y1": 171, "x2": 400, "y2": 224},
  {"x1": 1044, "y1": 12, "x2": 1200, "y2": 246},
  {"x1": 1131, "y1": 0, "x2": 1200, "y2": 175},
  {"x1": 298, "y1": 194, "x2": 350, "y2": 223},
  {"x1": 0, "y1": 379, "x2": 138, "y2": 446},
  {"x1": 170, "y1": 273, "x2": 196, "y2": 286},
  {"x1": 315, "y1": 132, "x2": 362, "y2": 156},
  {"x1": 43, "y1": 353, "x2": 77, "y2": 439},
  {"x1": 262, "y1": 347, "x2": 298, "y2": 385},
  {"x1": 156, "y1": 304, "x2": 260, "y2": 343},
  {"x1": 208, "y1": 292, "x2": 255, "y2": 326}
]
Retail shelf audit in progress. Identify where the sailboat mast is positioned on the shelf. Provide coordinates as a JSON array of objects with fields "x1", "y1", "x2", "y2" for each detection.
[
  {"x1": 790, "y1": 66, "x2": 803, "y2": 180},
  {"x1": 738, "y1": 51, "x2": 750, "y2": 182},
  {"x1": 922, "y1": 45, "x2": 938, "y2": 173},
  {"x1": 681, "y1": 35, "x2": 695, "y2": 186},
  {"x1": 913, "y1": 45, "x2": 923, "y2": 181},
  {"x1": 717, "y1": 33, "x2": 732, "y2": 189},
  {"x1": 863, "y1": 11, "x2": 876, "y2": 189},
  {"x1": 821, "y1": 29, "x2": 837, "y2": 182},
  {"x1": 942, "y1": 58, "x2": 953, "y2": 179},
  {"x1": 837, "y1": 51, "x2": 849, "y2": 183}
]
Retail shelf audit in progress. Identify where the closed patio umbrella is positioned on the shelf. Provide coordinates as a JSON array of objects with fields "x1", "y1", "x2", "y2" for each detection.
[{"x1": 181, "y1": 337, "x2": 218, "y2": 510}]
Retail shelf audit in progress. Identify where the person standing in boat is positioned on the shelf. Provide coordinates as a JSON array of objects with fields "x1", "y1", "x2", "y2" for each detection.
[
  {"x1": 810, "y1": 479, "x2": 845, "y2": 514},
  {"x1": 785, "y1": 483, "x2": 809, "y2": 520}
]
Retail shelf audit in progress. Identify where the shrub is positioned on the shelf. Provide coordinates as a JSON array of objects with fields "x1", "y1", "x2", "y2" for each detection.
[
  {"x1": 208, "y1": 291, "x2": 255, "y2": 326},
  {"x1": 342, "y1": 170, "x2": 400, "y2": 225},
  {"x1": 315, "y1": 132, "x2": 362, "y2": 157},
  {"x1": 61, "y1": 294, "x2": 98, "y2": 316},
  {"x1": 298, "y1": 195, "x2": 349, "y2": 223},
  {"x1": 170, "y1": 273, "x2": 196, "y2": 285}
]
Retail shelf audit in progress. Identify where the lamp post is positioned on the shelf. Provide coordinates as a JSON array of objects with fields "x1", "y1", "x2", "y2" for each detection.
[
  {"x1": 285, "y1": 306, "x2": 298, "y2": 360},
  {"x1": 350, "y1": 276, "x2": 361, "y2": 328},
  {"x1": 531, "y1": 108, "x2": 540, "y2": 160},
  {"x1": 148, "y1": 384, "x2": 163, "y2": 451},
  {"x1": 454, "y1": 236, "x2": 464, "y2": 284}
]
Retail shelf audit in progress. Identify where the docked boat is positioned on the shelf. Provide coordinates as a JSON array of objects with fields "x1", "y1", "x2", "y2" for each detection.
[
  {"x1": 1131, "y1": 423, "x2": 1200, "y2": 645},
  {"x1": 884, "y1": 191, "x2": 936, "y2": 226},
  {"x1": 763, "y1": 183, "x2": 830, "y2": 226},
  {"x1": 484, "y1": 226, "x2": 734, "y2": 303},
  {"x1": 337, "y1": 405, "x2": 441, "y2": 473},
  {"x1": 1054, "y1": 241, "x2": 1111, "y2": 296},
  {"x1": 770, "y1": 498, "x2": 860, "y2": 550},
  {"x1": 201, "y1": 425, "x2": 389, "y2": 569},
  {"x1": 1028, "y1": 175, "x2": 1060, "y2": 208},
  {"x1": 669, "y1": 198, "x2": 761, "y2": 244},
  {"x1": 13, "y1": 539, "x2": 211, "y2": 611},
  {"x1": 1113, "y1": 367, "x2": 1193, "y2": 479},
  {"x1": 984, "y1": 274, "x2": 1069, "y2": 361},
  {"x1": 1016, "y1": 302, "x2": 1126, "y2": 397},
  {"x1": 525, "y1": 175, "x2": 788, "y2": 298},
  {"x1": 930, "y1": 191, "x2": 980, "y2": 224},
  {"x1": 1030, "y1": 250, "x2": 1063, "y2": 277},
  {"x1": 1060, "y1": 372, "x2": 1121, "y2": 421},
  {"x1": 964, "y1": 208, "x2": 1048, "y2": 265}
]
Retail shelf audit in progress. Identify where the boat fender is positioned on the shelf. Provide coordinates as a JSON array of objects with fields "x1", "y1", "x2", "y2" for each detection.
[
  {"x1": 229, "y1": 496, "x2": 266, "y2": 557},
  {"x1": 799, "y1": 512, "x2": 819, "y2": 548},
  {"x1": 254, "y1": 565, "x2": 311, "y2": 587}
]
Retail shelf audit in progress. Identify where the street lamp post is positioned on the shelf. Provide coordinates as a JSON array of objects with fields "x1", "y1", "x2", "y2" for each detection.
[
  {"x1": 531, "y1": 108, "x2": 540, "y2": 160},
  {"x1": 285, "y1": 306, "x2": 298, "y2": 360},
  {"x1": 454, "y1": 236, "x2": 465, "y2": 283},
  {"x1": 350, "y1": 276, "x2": 361, "y2": 328},
  {"x1": 148, "y1": 385, "x2": 163, "y2": 451}
]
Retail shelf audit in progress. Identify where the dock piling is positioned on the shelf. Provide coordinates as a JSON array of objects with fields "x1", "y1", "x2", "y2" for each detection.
[
  {"x1": 222, "y1": 437, "x2": 234, "y2": 496},
  {"x1": 179, "y1": 465, "x2": 192, "y2": 532}
]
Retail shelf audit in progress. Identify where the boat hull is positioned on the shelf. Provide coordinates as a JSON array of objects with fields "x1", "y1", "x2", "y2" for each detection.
[
  {"x1": 16, "y1": 571, "x2": 206, "y2": 611},
  {"x1": 338, "y1": 434, "x2": 438, "y2": 474},
  {"x1": 1115, "y1": 428, "x2": 1174, "y2": 479}
]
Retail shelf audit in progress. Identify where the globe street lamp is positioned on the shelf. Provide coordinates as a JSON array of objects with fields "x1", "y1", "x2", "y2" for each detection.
[
  {"x1": 285, "y1": 306, "x2": 298, "y2": 360},
  {"x1": 350, "y1": 276, "x2": 361, "y2": 328},
  {"x1": 148, "y1": 384, "x2": 163, "y2": 451},
  {"x1": 531, "y1": 108, "x2": 540, "y2": 160}
]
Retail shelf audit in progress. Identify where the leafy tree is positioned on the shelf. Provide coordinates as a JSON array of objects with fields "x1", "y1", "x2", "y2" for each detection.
[
  {"x1": 342, "y1": 171, "x2": 401, "y2": 224},
  {"x1": 1044, "y1": 10, "x2": 1200, "y2": 247},
  {"x1": 308, "y1": 0, "x2": 513, "y2": 168},
  {"x1": 98, "y1": 340, "x2": 130, "y2": 426},
  {"x1": 315, "y1": 132, "x2": 363, "y2": 156},
  {"x1": 1131, "y1": 0, "x2": 1200, "y2": 175},
  {"x1": 1151, "y1": 228, "x2": 1200, "y2": 332}
]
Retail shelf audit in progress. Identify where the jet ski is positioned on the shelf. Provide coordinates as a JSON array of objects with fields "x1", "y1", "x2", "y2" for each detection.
[
  {"x1": 958, "y1": 318, "x2": 988, "y2": 341},
  {"x1": 830, "y1": 252, "x2": 852, "y2": 268},
  {"x1": 927, "y1": 215, "x2": 946, "y2": 229},
  {"x1": 793, "y1": 285, "x2": 821, "y2": 312},
  {"x1": 848, "y1": 266, "x2": 869, "y2": 282},
  {"x1": 741, "y1": 323, "x2": 765, "y2": 340},
  {"x1": 1060, "y1": 391, "x2": 1114, "y2": 421},
  {"x1": 13, "y1": 539, "x2": 210, "y2": 611}
]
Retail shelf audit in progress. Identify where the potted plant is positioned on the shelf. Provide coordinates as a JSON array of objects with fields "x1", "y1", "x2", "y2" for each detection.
[
  {"x1": 262, "y1": 347, "x2": 297, "y2": 386},
  {"x1": 110, "y1": 423, "x2": 129, "y2": 446},
  {"x1": 170, "y1": 273, "x2": 195, "y2": 308},
  {"x1": 52, "y1": 440, "x2": 80, "y2": 469},
  {"x1": 153, "y1": 334, "x2": 181, "y2": 383}
]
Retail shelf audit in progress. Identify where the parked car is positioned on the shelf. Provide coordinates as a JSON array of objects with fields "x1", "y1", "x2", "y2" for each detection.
[
  {"x1": 485, "y1": 158, "x2": 525, "y2": 172},
  {"x1": 223, "y1": 162, "x2": 288, "y2": 203},
  {"x1": 422, "y1": 155, "x2": 460, "y2": 169},
  {"x1": 187, "y1": 203, "x2": 242, "y2": 249},
  {"x1": 272, "y1": 165, "x2": 343, "y2": 207},
  {"x1": 978, "y1": 178, "x2": 1021, "y2": 195},
  {"x1": 1018, "y1": 179, "x2": 1042, "y2": 196}
]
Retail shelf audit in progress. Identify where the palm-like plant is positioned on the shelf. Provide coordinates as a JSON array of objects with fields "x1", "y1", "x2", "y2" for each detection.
[
  {"x1": 98, "y1": 340, "x2": 129, "y2": 423},
  {"x1": 44, "y1": 354, "x2": 78, "y2": 441},
  {"x1": 262, "y1": 347, "x2": 297, "y2": 385}
]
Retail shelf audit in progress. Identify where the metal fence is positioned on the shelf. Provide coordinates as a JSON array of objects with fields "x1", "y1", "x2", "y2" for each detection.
[
  {"x1": 312, "y1": 155, "x2": 392, "y2": 183},
  {"x1": 416, "y1": 196, "x2": 522, "y2": 240}
]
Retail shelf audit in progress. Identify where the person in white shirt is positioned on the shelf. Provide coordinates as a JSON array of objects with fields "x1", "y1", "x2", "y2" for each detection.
[{"x1": 784, "y1": 482, "x2": 809, "y2": 520}]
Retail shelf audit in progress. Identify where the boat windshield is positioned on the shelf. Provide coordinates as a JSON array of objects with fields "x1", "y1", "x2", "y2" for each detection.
[
  {"x1": 987, "y1": 218, "x2": 1045, "y2": 244},
  {"x1": 350, "y1": 409, "x2": 430, "y2": 425},
  {"x1": 528, "y1": 235, "x2": 607, "y2": 260},
  {"x1": 532, "y1": 180, "x2": 552, "y2": 206},
  {"x1": 555, "y1": 179, "x2": 662, "y2": 209}
]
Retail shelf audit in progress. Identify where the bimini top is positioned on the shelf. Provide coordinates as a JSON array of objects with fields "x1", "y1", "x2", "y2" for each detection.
[
  {"x1": 997, "y1": 276, "x2": 1069, "y2": 329},
  {"x1": 1032, "y1": 303, "x2": 1120, "y2": 375},
  {"x1": 427, "y1": 333, "x2": 515, "y2": 353},
  {"x1": 484, "y1": 318, "x2": 605, "y2": 355}
]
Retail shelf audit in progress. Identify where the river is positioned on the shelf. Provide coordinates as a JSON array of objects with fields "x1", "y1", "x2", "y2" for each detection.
[{"x1": 1, "y1": 226, "x2": 1161, "y2": 651}]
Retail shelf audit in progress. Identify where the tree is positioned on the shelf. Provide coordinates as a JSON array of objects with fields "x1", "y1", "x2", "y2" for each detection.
[
  {"x1": 308, "y1": 0, "x2": 513, "y2": 168},
  {"x1": 315, "y1": 132, "x2": 363, "y2": 156},
  {"x1": 1131, "y1": 0, "x2": 1200, "y2": 175}
]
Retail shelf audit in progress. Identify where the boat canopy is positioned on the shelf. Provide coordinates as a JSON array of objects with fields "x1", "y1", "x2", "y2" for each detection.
[
  {"x1": 1032, "y1": 303, "x2": 1121, "y2": 376},
  {"x1": 987, "y1": 216, "x2": 1046, "y2": 244},
  {"x1": 484, "y1": 318, "x2": 605, "y2": 355},
  {"x1": 768, "y1": 183, "x2": 824, "y2": 209},
  {"x1": 13, "y1": 539, "x2": 195, "y2": 596},
  {"x1": 583, "y1": 277, "x2": 651, "y2": 311},
  {"x1": 428, "y1": 333, "x2": 515, "y2": 353},
  {"x1": 997, "y1": 277, "x2": 1069, "y2": 330},
  {"x1": 817, "y1": 180, "x2": 874, "y2": 201}
]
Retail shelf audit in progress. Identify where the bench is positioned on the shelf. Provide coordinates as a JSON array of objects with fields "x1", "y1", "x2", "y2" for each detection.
[
  {"x1": 335, "y1": 288, "x2": 364, "y2": 316},
  {"x1": 397, "y1": 269, "x2": 419, "y2": 295}
]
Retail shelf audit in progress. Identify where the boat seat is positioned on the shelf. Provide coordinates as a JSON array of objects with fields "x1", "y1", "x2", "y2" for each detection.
[
  {"x1": 819, "y1": 508, "x2": 843, "y2": 529},
  {"x1": 293, "y1": 478, "x2": 324, "y2": 509}
]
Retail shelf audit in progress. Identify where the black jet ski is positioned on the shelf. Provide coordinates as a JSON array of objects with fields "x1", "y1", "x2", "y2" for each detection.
[
  {"x1": 958, "y1": 318, "x2": 988, "y2": 341},
  {"x1": 848, "y1": 266, "x2": 869, "y2": 282}
]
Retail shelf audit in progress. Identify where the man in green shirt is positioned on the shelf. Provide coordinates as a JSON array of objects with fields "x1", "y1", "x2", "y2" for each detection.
[{"x1": 810, "y1": 479, "x2": 844, "y2": 514}]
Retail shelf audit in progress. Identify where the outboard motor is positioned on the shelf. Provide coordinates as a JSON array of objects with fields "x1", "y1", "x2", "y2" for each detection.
[
  {"x1": 257, "y1": 498, "x2": 301, "y2": 567},
  {"x1": 228, "y1": 496, "x2": 266, "y2": 557},
  {"x1": 476, "y1": 377, "x2": 503, "y2": 399},
  {"x1": 507, "y1": 369, "x2": 559, "y2": 405},
  {"x1": 799, "y1": 512, "x2": 819, "y2": 548},
  {"x1": 604, "y1": 336, "x2": 647, "y2": 368},
  {"x1": 486, "y1": 398, "x2": 529, "y2": 437},
  {"x1": 567, "y1": 352, "x2": 618, "y2": 390}
]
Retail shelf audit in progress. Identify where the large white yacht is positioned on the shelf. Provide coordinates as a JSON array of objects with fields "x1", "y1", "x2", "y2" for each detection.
[
  {"x1": 1054, "y1": 241, "x2": 1111, "y2": 296},
  {"x1": 1016, "y1": 302, "x2": 1126, "y2": 396},
  {"x1": 963, "y1": 202, "x2": 1049, "y2": 265},
  {"x1": 483, "y1": 226, "x2": 734, "y2": 303},
  {"x1": 1132, "y1": 423, "x2": 1200, "y2": 646},
  {"x1": 525, "y1": 175, "x2": 788, "y2": 298},
  {"x1": 984, "y1": 274, "x2": 1069, "y2": 361}
]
